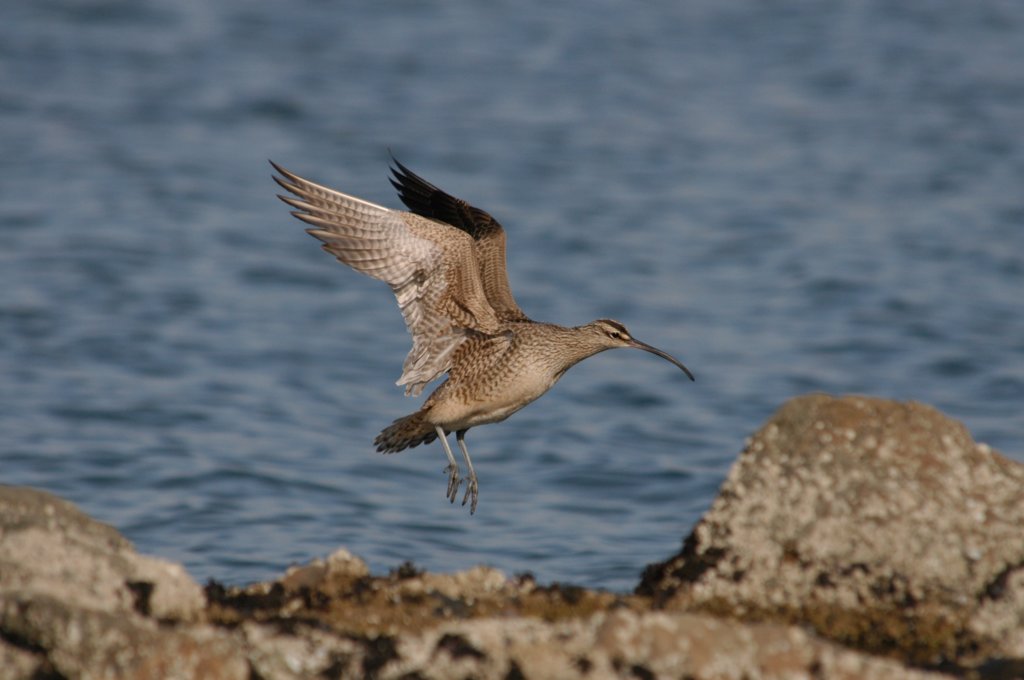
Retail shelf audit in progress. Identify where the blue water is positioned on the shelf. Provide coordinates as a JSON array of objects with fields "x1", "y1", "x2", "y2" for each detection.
[{"x1": 2, "y1": 1, "x2": 1022, "y2": 592}]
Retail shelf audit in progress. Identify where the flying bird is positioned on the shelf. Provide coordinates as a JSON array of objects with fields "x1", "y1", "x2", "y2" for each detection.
[{"x1": 272, "y1": 158, "x2": 694, "y2": 514}]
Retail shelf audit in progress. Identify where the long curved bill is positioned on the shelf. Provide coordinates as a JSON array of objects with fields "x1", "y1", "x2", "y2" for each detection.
[{"x1": 629, "y1": 339, "x2": 695, "y2": 381}]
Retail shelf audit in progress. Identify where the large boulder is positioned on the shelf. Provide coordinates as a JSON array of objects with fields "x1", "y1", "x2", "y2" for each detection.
[
  {"x1": 0, "y1": 485, "x2": 248, "y2": 679},
  {"x1": 639, "y1": 394, "x2": 1024, "y2": 672},
  {"x1": 0, "y1": 485, "x2": 203, "y2": 620}
]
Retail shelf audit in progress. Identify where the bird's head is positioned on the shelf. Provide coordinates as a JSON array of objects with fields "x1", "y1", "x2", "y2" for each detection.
[{"x1": 583, "y1": 319, "x2": 695, "y2": 381}]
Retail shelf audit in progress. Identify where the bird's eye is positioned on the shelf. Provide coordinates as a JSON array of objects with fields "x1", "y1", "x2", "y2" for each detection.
[{"x1": 609, "y1": 331, "x2": 622, "y2": 340}]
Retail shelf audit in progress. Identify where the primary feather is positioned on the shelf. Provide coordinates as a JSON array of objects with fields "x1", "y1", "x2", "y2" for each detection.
[{"x1": 272, "y1": 161, "x2": 502, "y2": 396}]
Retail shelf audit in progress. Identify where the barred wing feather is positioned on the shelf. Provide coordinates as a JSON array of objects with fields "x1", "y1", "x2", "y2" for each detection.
[
  {"x1": 271, "y1": 162, "x2": 501, "y2": 396},
  {"x1": 389, "y1": 159, "x2": 529, "y2": 322}
]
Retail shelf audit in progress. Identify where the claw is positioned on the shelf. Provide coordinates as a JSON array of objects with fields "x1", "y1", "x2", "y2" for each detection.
[
  {"x1": 462, "y1": 475, "x2": 479, "y2": 514},
  {"x1": 453, "y1": 430, "x2": 479, "y2": 514},
  {"x1": 444, "y1": 464, "x2": 461, "y2": 503}
]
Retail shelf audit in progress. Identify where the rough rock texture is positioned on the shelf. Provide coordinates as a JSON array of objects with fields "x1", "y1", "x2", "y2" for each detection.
[
  {"x1": 3, "y1": 394, "x2": 1020, "y2": 679},
  {"x1": 0, "y1": 485, "x2": 247, "y2": 679},
  {"x1": 0, "y1": 485, "x2": 204, "y2": 621},
  {"x1": 639, "y1": 394, "x2": 1024, "y2": 672},
  {"x1": 205, "y1": 562, "x2": 945, "y2": 679}
]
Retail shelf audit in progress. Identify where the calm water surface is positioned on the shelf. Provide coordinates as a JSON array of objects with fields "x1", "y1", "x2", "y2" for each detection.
[{"x1": 2, "y1": 1, "x2": 1022, "y2": 592}]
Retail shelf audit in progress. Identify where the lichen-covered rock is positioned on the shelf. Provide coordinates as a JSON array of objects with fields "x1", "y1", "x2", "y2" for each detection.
[
  {"x1": 0, "y1": 594, "x2": 248, "y2": 680},
  {"x1": 0, "y1": 485, "x2": 246, "y2": 679},
  {"x1": 638, "y1": 394, "x2": 1024, "y2": 670},
  {"x1": 0, "y1": 638, "x2": 44, "y2": 678},
  {"x1": 4, "y1": 392, "x2": 1016, "y2": 679},
  {"x1": 207, "y1": 555, "x2": 954, "y2": 679},
  {"x1": 0, "y1": 484, "x2": 203, "y2": 621},
  {"x1": 298, "y1": 610, "x2": 949, "y2": 679}
]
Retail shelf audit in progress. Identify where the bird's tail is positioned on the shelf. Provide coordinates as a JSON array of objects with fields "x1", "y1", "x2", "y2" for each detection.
[{"x1": 374, "y1": 411, "x2": 439, "y2": 453}]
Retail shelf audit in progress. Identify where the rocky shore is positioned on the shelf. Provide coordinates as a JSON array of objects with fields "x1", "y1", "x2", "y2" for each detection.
[{"x1": 2, "y1": 394, "x2": 1021, "y2": 679}]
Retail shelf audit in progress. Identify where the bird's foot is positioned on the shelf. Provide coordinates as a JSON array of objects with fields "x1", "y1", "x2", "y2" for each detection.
[
  {"x1": 443, "y1": 464, "x2": 462, "y2": 503},
  {"x1": 462, "y1": 473, "x2": 479, "y2": 515}
]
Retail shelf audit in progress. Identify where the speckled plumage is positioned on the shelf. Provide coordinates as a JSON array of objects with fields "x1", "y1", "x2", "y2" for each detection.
[{"x1": 272, "y1": 159, "x2": 694, "y2": 514}]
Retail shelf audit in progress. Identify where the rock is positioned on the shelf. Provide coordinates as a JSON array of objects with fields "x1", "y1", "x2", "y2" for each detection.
[
  {"x1": 0, "y1": 594, "x2": 248, "y2": 680},
  {"x1": 206, "y1": 554, "x2": 953, "y2": 679},
  {"x1": 4, "y1": 393, "x2": 1018, "y2": 679},
  {"x1": 370, "y1": 610, "x2": 948, "y2": 680},
  {"x1": 586, "y1": 610, "x2": 945, "y2": 680},
  {"x1": 0, "y1": 485, "x2": 247, "y2": 679},
  {"x1": 279, "y1": 547, "x2": 371, "y2": 592},
  {"x1": 214, "y1": 601, "x2": 949, "y2": 679},
  {"x1": 0, "y1": 638, "x2": 45, "y2": 679},
  {"x1": 0, "y1": 484, "x2": 203, "y2": 621},
  {"x1": 638, "y1": 394, "x2": 1024, "y2": 672}
]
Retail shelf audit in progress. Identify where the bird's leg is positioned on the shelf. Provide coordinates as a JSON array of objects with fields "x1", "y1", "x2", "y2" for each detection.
[
  {"x1": 456, "y1": 429, "x2": 478, "y2": 515},
  {"x1": 435, "y1": 425, "x2": 461, "y2": 503}
]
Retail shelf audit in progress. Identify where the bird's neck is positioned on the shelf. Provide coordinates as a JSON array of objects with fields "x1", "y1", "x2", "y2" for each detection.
[{"x1": 527, "y1": 323, "x2": 609, "y2": 377}]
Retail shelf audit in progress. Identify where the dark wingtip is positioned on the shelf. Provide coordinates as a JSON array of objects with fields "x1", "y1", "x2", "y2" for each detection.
[
  {"x1": 388, "y1": 154, "x2": 439, "y2": 192},
  {"x1": 387, "y1": 148, "x2": 406, "y2": 179},
  {"x1": 387, "y1": 148, "x2": 406, "y2": 171}
]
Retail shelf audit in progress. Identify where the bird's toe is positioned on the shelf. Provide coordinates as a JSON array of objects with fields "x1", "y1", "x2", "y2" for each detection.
[
  {"x1": 463, "y1": 475, "x2": 479, "y2": 515},
  {"x1": 444, "y1": 464, "x2": 462, "y2": 502}
]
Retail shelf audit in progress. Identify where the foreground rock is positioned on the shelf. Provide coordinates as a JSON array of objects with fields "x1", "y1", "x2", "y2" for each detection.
[
  {"x1": 0, "y1": 501, "x2": 934, "y2": 680},
  {"x1": 203, "y1": 555, "x2": 943, "y2": 679},
  {"x1": 0, "y1": 485, "x2": 248, "y2": 679},
  {"x1": 2, "y1": 394, "x2": 1020, "y2": 678},
  {"x1": 640, "y1": 394, "x2": 1024, "y2": 675}
]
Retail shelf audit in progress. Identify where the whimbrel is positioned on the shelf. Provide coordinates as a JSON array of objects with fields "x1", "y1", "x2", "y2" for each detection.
[{"x1": 272, "y1": 159, "x2": 694, "y2": 514}]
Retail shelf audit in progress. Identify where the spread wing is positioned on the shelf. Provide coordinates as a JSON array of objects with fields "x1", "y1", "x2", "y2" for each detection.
[
  {"x1": 271, "y1": 161, "x2": 502, "y2": 396},
  {"x1": 389, "y1": 159, "x2": 530, "y2": 323}
]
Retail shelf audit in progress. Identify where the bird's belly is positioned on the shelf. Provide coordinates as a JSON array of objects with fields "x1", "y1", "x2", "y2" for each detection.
[{"x1": 430, "y1": 374, "x2": 557, "y2": 431}]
